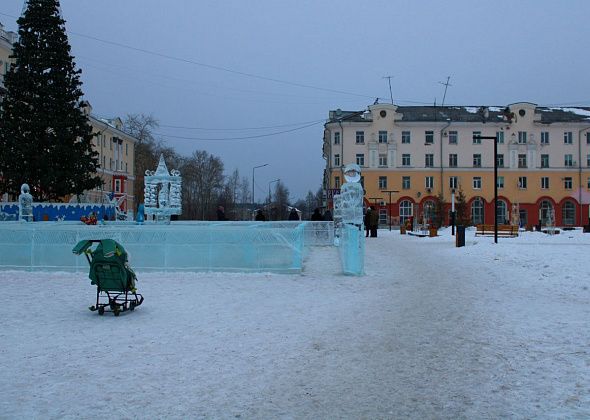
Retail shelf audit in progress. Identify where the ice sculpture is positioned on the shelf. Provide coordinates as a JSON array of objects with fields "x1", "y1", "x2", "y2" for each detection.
[
  {"x1": 18, "y1": 184, "x2": 33, "y2": 222},
  {"x1": 333, "y1": 163, "x2": 364, "y2": 275},
  {"x1": 339, "y1": 163, "x2": 364, "y2": 226},
  {"x1": 144, "y1": 155, "x2": 182, "y2": 223}
]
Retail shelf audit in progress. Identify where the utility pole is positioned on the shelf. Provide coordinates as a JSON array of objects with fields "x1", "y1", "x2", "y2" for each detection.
[
  {"x1": 383, "y1": 76, "x2": 394, "y2": 104},
  {"x1": 439, "y1": 76, "x2": 452, "y2": 107}
]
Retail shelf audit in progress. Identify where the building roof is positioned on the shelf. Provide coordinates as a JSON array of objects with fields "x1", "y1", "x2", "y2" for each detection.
[{"x1": 327, "y1": 105, "x2": 590, "y2": 124}]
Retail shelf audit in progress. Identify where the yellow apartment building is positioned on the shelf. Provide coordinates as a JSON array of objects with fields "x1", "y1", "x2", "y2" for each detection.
[
  {"x1": 323, "y1": 102, "x2": 590, "y2": 227},
  {"x1": 0, "y1": 22, "x2": 18, "y2": 95}
]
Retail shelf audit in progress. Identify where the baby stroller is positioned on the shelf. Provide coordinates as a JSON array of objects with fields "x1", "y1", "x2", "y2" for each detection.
[{"x1": 73, "y1": 239, "x2": 144, "y2": 316}]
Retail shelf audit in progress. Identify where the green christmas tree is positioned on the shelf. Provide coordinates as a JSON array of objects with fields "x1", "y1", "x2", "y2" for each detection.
[{"x1": 0, "y1": 0, "x2": 102, "y2": 201}]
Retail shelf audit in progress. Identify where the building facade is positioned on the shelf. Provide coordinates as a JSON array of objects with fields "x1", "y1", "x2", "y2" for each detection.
[
  {"x1": 0, "y1": 22, "x2": 18, "y2": 94},
  {"x1": 83, "y1": 103, "x2": 137, "y2": 214},
  {"x1": 323, "y1": 102, "x2": 590, "y2": 227}
]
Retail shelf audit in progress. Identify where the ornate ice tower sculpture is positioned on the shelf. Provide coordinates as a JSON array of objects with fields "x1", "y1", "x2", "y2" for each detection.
[
  {"x1": 19, "y1": 183, "x2": 34, "y2": 222},
  {"x1": 144, "y1": 155, "x2": 182, "y2": 223}
]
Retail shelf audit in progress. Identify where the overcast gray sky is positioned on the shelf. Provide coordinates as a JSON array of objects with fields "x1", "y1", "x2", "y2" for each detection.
[{"x1": 2, "y1": 0, "x2": 590, "y2": 200}]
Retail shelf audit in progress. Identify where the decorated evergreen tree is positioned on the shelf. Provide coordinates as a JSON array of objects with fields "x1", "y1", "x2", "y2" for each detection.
[{"x1": 0, "y1": 0, "x2": 101, "y2": 201}]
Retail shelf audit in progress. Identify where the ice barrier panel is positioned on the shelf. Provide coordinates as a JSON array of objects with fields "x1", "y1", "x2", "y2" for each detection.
[
  {"x1": 339, "y1": 223, "x2": 365, "y2": 276},
  {"x1": 0, "y1": 221, "x2": 305, "y2": 273}
]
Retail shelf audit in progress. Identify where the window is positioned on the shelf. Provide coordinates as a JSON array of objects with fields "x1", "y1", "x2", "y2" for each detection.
[
  {"x1": 497, "y1": 176, "x2": 504, "y2": 189},
  {"x1": 401, "y1": 131, "x2": 411, "y2": 144},
  {"x1": 518, "y1": 154, "x2": 527, "y2": 168},
  {"x1": 356, "y1": 153, "x2": 365, "y2": 166},
  {"x1": 518, "y1": 131, "x2": 527, "y2": 144},
  {"x1": 378, "y1": 131, "x2": 388, "y2": 143},
  {"x1": 587, "y1": 132, "x2": 590, "y2": 145},
  {"x1": 496, "y1": 154, "x2": 504, "y2": 168},
  {"x1": 449, "y1": 154, "x2": 457, "y2": 167},
  {"x1": 471, "y1": 197, "x2": 484, "y2": 225},
  {"x1": 334, "y1": 132, "x2": 340, "y2": 144},
  {"x1": 334, "y1": 154, "x2": 340, "y2": 167},
  {"x1": 355, "y1": 131, "x2": 364, "y2": 144},
  {"x1": 564, "y1": 131, "x2": 573, "y2": 144},
  {"x1": 125, "y1": 162, "x2": 128, "y2": 172},
  {"x1": 587, "y1": 154, "x2": 590, "y2": 167},
  {"x1": 587, "y1": 177, "x2": 590, "y2": 189},
  {"x1": 102, "y1": 156, "x2": 106, "y2": 168},
  {"x1": 110, "y1": 138, "x2": 113, "y2": 150},
  {"x1": 402, "y1": 154, "x2": 411, "y2": 166},
  {"x1": 378, "y1": 154, "x2": 387, "y2": 167},
  {"x1": 472, "y1": 131, "x2": 481, "y2": 144},
  {"x1": 518, "y1": 176, "x2": 527, "y2": 189},
  {"x1": 399, "y1": 200, "x2": 413, "y2": 223},
  {"x1": 425, "y1": 154, "x2": 434, "y2": 167},
  {"x1": 425, "y1": 176, "x2": 434, "y2": 189},
  {"x1": 564, "y1": 177, "x2": 573, "y2": 189},
  {"x1": 334, "y1": 176, "x2": 340, "y2": 188},
  {"x1": 114, "y1": 179, "x2": 121, "y2": 193},
  {"x1": 565, "y1": 154, "x2": 573, "y2": 167},
  {"x1": 110, "y1": 159, "x2": 113, "y2": 170},
  {"x1": 378, "y1": 176, "x2": 387, "y2": 189},
  {"x1": 562, "y1": 201, "x2": 576, "y2": 225},
  {"x1": 496, "y1": 131, "x2": 504, "y2": 144},
  {"x1": 473, "y1": 177, "x2": 482, "y2": 189},
  {"x1": 449, "y1": 176, "x2": 458, "y2": 190},
  {"x1": 423, "y1": 200, "x2": 435, "y2": 223},
  {"x1": 425, "y1": 131, "x2": 434, "y2": 144},
  {"x1": 449, "y1": 131, "x2": 458, "y2": 144},
  {"x1": 402, "y1": 176, "x2": 411, "y2": 189},
  {"x1": 541, "y1": 177, "x2": 549, "y2": 189},
  {"x1": 125, "y1": 143, "x2": 128, "y2": 156},
  {"x1": 541, "y1": 131, "x2": 550, "y2": 145},
  {"x1": 473, "y1": 154, "x2": 481, "y2": 167},
  {"x1": 541, "y1": 154, "x2": 549, "y2": 168}
]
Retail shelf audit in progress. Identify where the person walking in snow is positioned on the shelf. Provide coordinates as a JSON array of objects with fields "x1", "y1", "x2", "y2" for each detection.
[
  {"x1": 311, "y1": 208, "x2": 322, "y2": 221},
  {"x1": 364, "y1": 207, "x2": 371, "y2": 237}
]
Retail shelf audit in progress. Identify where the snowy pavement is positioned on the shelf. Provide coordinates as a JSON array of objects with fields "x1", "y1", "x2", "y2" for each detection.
[{"x1": 0, "y1": 227, "x2": 589, "y2": 418}]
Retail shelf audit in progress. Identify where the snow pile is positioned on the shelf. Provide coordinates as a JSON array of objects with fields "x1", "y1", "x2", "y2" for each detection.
[{"x1": 0, "y1": 227, "x2": 588, "y2": 418}]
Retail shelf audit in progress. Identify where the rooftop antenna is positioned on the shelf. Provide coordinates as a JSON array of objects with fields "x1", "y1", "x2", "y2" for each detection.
[
  {"x1": 438, "y1": 76, "x2": 452, "y2": 107},
  {"x1": 383, "y1": 75, "x2": 394, "y2": 105}
]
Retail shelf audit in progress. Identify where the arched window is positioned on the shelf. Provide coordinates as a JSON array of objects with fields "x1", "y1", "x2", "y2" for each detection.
[
  {"x1": 399, "y1": 200, "x2": 413, "y2": 223},
  {"x1": 471, "y1": 197, "x2": 484, "y2": 225},
  {"x1": 562, "y1": 201, "x2": 575, "y2": 226},
  {"x1": 540, "y1": 200, "x2": 554, "y2": 225},
  {"x1": 496, "y1": 200, "x2": 507, "y2": 224},
  {"x1": 423, "y1": 200, "x2": 435, "y2": 225}
]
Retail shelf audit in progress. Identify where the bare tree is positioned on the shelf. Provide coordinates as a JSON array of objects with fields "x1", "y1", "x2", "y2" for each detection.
[
  {"x1": 181, "y1": 150, "x2": 224, "y2": 220},
  {"x1": 123, "y1": 114, "x2": 160, "y2": 209},
  {"x1": 271, "y1": 181, "x2": 290, "y2": 220}
]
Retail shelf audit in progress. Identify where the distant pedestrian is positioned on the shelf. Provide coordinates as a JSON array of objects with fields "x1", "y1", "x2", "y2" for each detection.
[
  {"x1": 255, "y1": 210, "x2": 266, "y2": 221},
  {"x1": 369, "y1": 206, "x2": 379, "y2": 237},
  {"x1": 216, "y1": 206, "x2": 226, "y2": 221},
  {"x1": 323, "y1": 209, "x2": 333, "y2": 221},
  {"x1": 311, "y1": 208, "x2": 322, "y2": 221},
  {"x1": 364, "y1": 207, "x2": 371, "y2": 237},
  {"x1": 288, "y1": 208, "x2": 299, "y2": 220}
]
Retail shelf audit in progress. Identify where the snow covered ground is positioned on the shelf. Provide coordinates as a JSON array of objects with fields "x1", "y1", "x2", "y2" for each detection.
[{"x1": 0, "y1": 227, "x2": 589, "y2": 419}]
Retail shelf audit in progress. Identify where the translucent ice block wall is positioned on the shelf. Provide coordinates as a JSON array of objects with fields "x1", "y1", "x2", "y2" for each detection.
[
  {"x1": 339, "y1": 223, "x2": 365, "y2": 276},
  {"x1": 0, "y1": 221, "x2": 306, "y2": 273}
]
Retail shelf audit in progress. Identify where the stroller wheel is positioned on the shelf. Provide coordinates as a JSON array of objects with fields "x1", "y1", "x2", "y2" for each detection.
[
  {"x1": 129, "y1": 302, "x2": 135, "y2": 311},
  {"x1": 98, "y1": 307, "x2": 105, "y2": 315}
]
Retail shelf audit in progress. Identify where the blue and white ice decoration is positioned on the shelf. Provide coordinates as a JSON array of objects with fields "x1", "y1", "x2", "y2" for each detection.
[
  {"x1": 0, "y1": 202, "x2": 115, "y2": 221},
  {"x1": 144, "y1": 155, "x2": 182, "y2": 223}
]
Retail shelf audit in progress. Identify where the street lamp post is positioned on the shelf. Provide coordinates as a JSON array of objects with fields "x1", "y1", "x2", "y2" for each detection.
[
  {"x1": 381, "y1": 190, "x2": 399, "y2": 231},
  {"x1": 252, "y1": 163, "x2": 268, "y2": 215},
  {"x1": 268, "y1": 178, "x2": 280, "y2": 219},
  {"x1": 473, "y1": 133, "x2": 499, "y2": 243}
]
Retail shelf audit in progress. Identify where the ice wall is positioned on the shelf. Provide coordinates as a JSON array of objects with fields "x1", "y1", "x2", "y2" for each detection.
[{"x1": 0, "y1": 221, "x2": 309, "y2": 273}]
